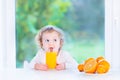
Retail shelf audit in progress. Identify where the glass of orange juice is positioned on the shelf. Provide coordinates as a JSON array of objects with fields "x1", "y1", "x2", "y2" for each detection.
[{"x1": 46, "y1": 52, "x2": 57, "y2": 69}]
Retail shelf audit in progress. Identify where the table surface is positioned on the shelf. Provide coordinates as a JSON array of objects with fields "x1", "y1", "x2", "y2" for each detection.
[{"x1": 0, "y1": 68, "x2": 120, "y2": 80}]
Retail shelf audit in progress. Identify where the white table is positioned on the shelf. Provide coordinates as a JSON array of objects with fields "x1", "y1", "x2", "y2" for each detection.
[{"x1": 0, "y1": 68, "x2": 120, "y2": 80}]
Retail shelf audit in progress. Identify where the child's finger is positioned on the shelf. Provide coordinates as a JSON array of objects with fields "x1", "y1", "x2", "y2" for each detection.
[{"x1": 55, "y1": 65, "x2": 62, "y2": 70}]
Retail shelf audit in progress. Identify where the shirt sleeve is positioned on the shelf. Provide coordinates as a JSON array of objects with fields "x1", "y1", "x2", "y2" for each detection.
[
  {"x1": 29, "y1": 51, "x2": 41, "y2": 69},
  {"x1": 64, "y1": 51, "x2": 78, "y2": 71}
]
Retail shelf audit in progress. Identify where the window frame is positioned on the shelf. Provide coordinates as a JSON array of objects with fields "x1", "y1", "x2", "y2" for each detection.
[{"x1": 0, "y1": 0, "x2": 16, "y2": 69}]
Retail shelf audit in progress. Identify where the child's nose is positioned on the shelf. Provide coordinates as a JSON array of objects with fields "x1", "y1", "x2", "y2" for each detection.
[
  {"x1": 49, "y1": 41, "x2": 54, "y2": 46},
  {"x1": 49, "y1": 42, "x2": 53, "y2": 45}
]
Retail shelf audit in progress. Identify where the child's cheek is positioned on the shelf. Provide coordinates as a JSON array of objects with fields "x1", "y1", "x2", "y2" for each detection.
[
  {"x1": 42, "y1": 43, "x2": 49, "y2": 51},
  {"x1": 54, "y1": 42, "x2": 60, "y2": 51}
]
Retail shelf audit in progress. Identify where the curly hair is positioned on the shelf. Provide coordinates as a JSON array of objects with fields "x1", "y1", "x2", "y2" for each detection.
[{"x1": 35, "y1": 25, "x2": 64, "y2": 50}]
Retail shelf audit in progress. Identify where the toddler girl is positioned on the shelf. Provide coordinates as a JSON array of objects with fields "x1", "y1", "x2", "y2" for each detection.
[{"x1": 30, "y1": 25, "x2": 78, "y2": 71}]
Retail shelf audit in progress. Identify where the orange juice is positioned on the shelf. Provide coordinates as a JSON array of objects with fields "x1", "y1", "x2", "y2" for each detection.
[{"x1": 46, "y1": 52, "x2": 57, "y2": 69}]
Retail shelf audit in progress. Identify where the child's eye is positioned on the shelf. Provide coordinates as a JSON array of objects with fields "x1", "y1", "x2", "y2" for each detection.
[
  {"x1": 54, "y1": 39, "x2": 57, "y2": 42},
  {"x1": 46, "y1": 39, "x2": 49, "y2": 42}
]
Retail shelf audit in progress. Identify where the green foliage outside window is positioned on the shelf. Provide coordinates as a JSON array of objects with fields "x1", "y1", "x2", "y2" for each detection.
[{"x1": 16, "y1": 0, "x2": 104, "y2": 68}]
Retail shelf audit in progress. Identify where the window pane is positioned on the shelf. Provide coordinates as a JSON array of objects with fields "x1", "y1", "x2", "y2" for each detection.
[{"x1": 16, "y1": 0, "x2": 104, "y2": 68}]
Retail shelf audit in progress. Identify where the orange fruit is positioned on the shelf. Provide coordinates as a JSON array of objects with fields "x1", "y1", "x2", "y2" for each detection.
[
  {"x1": 96, "y1": 60, "x2": 110, "y2": 74},
  {"x1": 78, "y1": 64, "x2": 84, "y2": 72},
  {"x1": 84, "y1": 58, "x2": 97, "y2": 73},
  {"x1": 84, "y1": 58, "x2": 95, "y2": 64},
  {"x1": 96, "y1": 56, "x2": 104, "y2": 63}
]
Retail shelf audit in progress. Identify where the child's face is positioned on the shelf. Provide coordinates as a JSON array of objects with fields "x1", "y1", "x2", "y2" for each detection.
[{"x1": 42, "y1": 31, "x2": 61, "y2": 53}]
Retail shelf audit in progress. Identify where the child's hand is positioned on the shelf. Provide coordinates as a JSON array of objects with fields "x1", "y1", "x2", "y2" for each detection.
[
  {"x1": 34, "y1": 63, "x2": 48, "y2": 71},
  {"x1": 55, "y1": 63, "x2": 65, "y2": 70}
]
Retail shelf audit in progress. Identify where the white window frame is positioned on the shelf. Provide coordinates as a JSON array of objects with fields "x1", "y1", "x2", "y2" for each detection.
[
  {"x1": 111, "y1": 0, "x2": 120, "y2": 71},
  {"x1": 0, "y1": 0, "x2": 5, "y2": 69},
  {"x1": 0, "y1": 0, "x2": 16, "y2": 69},
  {"x1": 105, "y1": 0, "x2": 113, "y2": 70},
  {"x1": 6, "y1": 0, "x2": 16, "y2": 69},
  {"x1": 105, "y1": 0, "x2": 120, "y2": 71},
  {"x1": 0, "y1": 0, "x2": 120, "y2": 71}
]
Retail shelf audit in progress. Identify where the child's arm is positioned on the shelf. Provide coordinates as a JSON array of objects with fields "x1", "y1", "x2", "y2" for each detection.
[
  {"x1": 29, "y1": 50, "x2": 48, "y2": 70},
  {"x1": 55, "y1": 63, "x2": 65, "y2": 70},
  {"x1": 64, "y1": 52, "x2": 78, "y2": 70},
  {"x1": 34, "y1": 63, "x2": 48, "y2": 71},
  {"x1": 55, "y1": 51, "x2": 78, "y2": 70},
  {"x1": 29, "y1": 52, "x2": 41, "y2": 69}
]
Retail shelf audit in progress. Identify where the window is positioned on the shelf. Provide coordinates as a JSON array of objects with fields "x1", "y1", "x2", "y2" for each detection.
[{"x1": 16, "y1": 0, "x2": 105, "y2": 68}]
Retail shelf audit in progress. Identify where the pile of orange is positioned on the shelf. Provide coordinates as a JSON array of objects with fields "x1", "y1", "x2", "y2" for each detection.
[{"x1": 78, "y1": 56, "x2": 110, "y2": 74}]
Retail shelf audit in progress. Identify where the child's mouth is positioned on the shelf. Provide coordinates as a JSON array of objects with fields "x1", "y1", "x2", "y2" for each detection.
[{"x1": 49, "y1": 47, "x2": 53, "y2": 52}]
